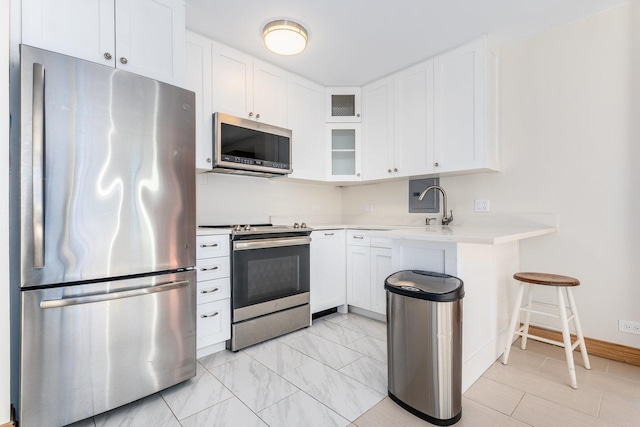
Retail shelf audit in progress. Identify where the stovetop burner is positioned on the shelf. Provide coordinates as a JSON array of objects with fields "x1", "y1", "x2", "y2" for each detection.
[{"x1": 200, "y1": 223, "x2": 313, "y2": 238}]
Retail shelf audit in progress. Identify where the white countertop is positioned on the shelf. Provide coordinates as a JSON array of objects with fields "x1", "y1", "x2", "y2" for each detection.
[
  {"x1": 310, "y1": 224, "x2": 556, "y2": 244},
  {"x1": 196, "y1": 227, "x2": 231, "y2": 236}
]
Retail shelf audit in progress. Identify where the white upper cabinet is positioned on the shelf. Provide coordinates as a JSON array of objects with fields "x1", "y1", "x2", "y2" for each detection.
[
  {"x1": 185, "y1": 31, "x2": 213, "y2": 171},
  {"x1": 212, "y1": 42, "x2": 288, "y2": 127},
  {"x1": 362, "y1": 76, "x2": 395, "y2": 181},
  {"x1": 22, "y1": 0, "x2": 186, "y2": 86},
  {"x1": 287, "y1": 75, "x2": 326, "y2": 181},
  {"x1": 433, "y1": 37, "x2": 500, "y2": 173},
  {"x1": 393, "y1": 60, "x2": 435, "y2": 177},
  {"x1": 326, "y1": 87, "x2": 362, "y2": 122},
  {"x1": 326, "y1": 123, "x2": 362, "y2": 182}
]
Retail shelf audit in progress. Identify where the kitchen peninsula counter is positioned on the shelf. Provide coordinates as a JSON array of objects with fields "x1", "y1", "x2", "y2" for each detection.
[
  {"x1": 309, "y1": 224, "x2": 556, "y2": 244},
  {"x1": 308, "y1": 220, "x2": 556, "y2": 392}
]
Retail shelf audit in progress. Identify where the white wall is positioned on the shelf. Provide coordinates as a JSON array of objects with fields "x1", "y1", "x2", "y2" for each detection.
[
  {"x1": 342, "y1": 1, "x2": 640, "y2": 348},
  {"x1": 196, "y1": 174, "x2": 343, "y2": 225},
  {"x1": 1, "y1": 0, "x2": 11, "y2": 423}
]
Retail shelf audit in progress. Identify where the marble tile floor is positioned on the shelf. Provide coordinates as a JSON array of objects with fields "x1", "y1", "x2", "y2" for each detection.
[{"x1": 67, "y1": 312, "x2": 640, "y2": 427}]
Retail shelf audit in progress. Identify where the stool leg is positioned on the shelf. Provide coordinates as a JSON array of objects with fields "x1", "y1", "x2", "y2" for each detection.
[
  {"x1": 557, "y1": 287, "x2": 578, "y2": 389},
  {"x1": 566, "y1": 288, "x2": 591, "y2": 370},
  {"x1": 502, "y1": 283, "x2": 525, "y2": 365},
  {"x1": 520, "y1": 283, "x2": 534, "y2": 350}
]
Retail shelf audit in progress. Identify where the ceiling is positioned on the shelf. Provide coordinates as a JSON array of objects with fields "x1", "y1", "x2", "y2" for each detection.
[{"x1": 186, "y1": 0, "x2": 630, "y2": 86}]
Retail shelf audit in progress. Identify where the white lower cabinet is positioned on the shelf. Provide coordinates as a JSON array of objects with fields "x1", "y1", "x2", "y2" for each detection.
[
  {"x1": 345, "y1": 231, "x2": 393, "y2": 315},
  {"x1": 370, "y1": 246, "x2": 393, "y2": 315},
  {"x1": 196, "y1": 233, "x2": 231, "y2": 357},
  {"x1": 310, "y1": 230, "x2": 346, "y2": 313},
  {"x1": 346, "y1": 244, "x2": 370, "y2": 309},
  {"x1": 197, "y1": 299, "x2": 231, "y2": 350}
]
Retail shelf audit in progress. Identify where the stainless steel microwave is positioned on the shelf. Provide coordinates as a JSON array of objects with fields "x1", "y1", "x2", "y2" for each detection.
[{"x1": 212, "y1": 112, "x2": 292, "y2": 177}]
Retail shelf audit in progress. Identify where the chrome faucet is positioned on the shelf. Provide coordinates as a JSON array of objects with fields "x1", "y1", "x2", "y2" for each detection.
[{"x1": 418, "y1": 185, "x2": 454, "y2": 225}]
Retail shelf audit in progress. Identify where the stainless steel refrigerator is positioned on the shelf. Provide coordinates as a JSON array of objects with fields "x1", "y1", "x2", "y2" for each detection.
[{"x1": 13, "y1": 45, "x2": 197, "y2": 427}]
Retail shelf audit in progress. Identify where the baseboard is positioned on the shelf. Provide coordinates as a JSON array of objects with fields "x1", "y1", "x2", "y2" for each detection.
[{"x1": 527, "y1": 325, "x2": 640, "y2": 367}]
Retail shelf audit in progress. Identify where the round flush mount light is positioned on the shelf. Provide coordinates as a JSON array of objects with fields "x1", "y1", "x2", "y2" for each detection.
[{"x1": 263, "y1": 20, "x2": 308, "y2": 56}]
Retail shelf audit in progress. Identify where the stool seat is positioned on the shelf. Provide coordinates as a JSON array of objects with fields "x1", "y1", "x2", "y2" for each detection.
[
  {"x1": 513, "y1": 272, "x2": 580, "y2": 287},
  {"x1": 503, "y1": 271, "x2": 590, "y2": 389}
]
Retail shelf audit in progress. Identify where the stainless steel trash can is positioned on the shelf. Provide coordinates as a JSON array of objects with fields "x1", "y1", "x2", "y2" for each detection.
[{"x1": 385, "y1": 270, "x2": 464, "y2": 426}]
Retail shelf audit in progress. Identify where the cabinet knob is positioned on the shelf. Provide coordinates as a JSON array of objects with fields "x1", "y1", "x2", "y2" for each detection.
[
  {"x1": 435, "y1": 162, "x2": 440, "y2": 167},
  {"x1": 256, "y1": 113, "x2": 261, "y2": 119},
  {"x1": 388, "y1": 169, "x2": 392, "y2": 173},
  {"x1": 206, "y1": 158, "x2": 212, "y2": 163},
  {"x1": 120, "y1": 57, "x2": 128, "y2": 65},
  {"x1": 357, "y1": 173, "x2": 361, "y2": 177},
  {"x1": 357, "y1": 113, "x2": 361, "y2": 118},
  {"x1": 103, "y1": 52, "x2": 112, "y2": 60},
  {"x1": 394, "y1": 168, "x2": 398, "y2": 172},
  {"x1": 248, "y1": 112, "x2": 254, "y2": 117}
]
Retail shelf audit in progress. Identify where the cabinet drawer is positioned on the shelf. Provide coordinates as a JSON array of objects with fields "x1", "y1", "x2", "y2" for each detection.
[
  {"x1": 197, "y1": 277, "x2": 230, "y2": 304},
  {"x1": 196, "y1": 235, "x2": 230, "y2": 259},
  {"x1": 196, "y1": 257, "x2": 230, "y2": 282},
  {"x1": 371, "y1": 237, "x2": 392, "y2": 249},
  {"x1": 197, "y1": 299, "x2": 231, "y2": 348},
  {"x1": 346, "y1": 230, "x2": 370, "y2": 246}
]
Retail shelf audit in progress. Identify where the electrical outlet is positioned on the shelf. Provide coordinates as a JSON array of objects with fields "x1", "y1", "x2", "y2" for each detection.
[
  {"x1": 618, "y1": 320, "x2": 640, "y2": 335},
  {"x1": 312, "y1": 204, "x2": 321, "y2": 212},
  {"x1": 475, "y1": 199, "x2": 490, "y2": 212},
  {"x1": 364, "y1": 205, "x2": 374, "y2": 212}
]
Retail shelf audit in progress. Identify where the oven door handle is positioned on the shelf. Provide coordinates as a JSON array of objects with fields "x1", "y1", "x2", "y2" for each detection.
[{"x1": 233, "y1": 236, "x2": 311, "y2": 251}]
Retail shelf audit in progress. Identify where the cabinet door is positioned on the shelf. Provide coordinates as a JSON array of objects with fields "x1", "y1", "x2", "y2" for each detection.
[
  {"x1": 362, "y1": 76, "x2": 394, "y2": 181},
  {"x1": 393, "y1": 60, "x2": 435, "y2": 176},
  {"x1": 327, "y1": 123, "x2": 362, "y2": 182},
  {"x1": 326, "y1": 87, "x2": 361, "y2": 122},
  {"x1": 310, "y1": 230, "x2": 346, "y2": 314},
  {"x1": 288, "y1": 75, "x2": 326, "y2": 181},
  {"x1": 346, "y1": 245, "x2": 371, "y2": 310},
  {"x1": 212, "y1": 42, "x2": 254, "y2": 119},
  {"x1": 370, "y1": 247, "x2": 393, "y2": 315},
  {"x1": 22, "y1": 0, "x2": 115, "y2": 67},
  {"x1": 434, "y1": 38, "x2": 500, "y2": 173},
  {"x1": 186, "y1": 31, "x2": 213, "y2": 171},
  {"x1": 115, "y1": 0, "x2": 185, "y2": 85},
  {"x1": 253, "y1": 60, "x2": 288, "y2": 127}
]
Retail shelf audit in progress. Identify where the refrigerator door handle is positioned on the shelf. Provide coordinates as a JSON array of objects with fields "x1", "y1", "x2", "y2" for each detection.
[
  {"x1": 32, "y1": 62, "x2": 45, "y2": 269},
  {"x1": 39, "y1": 280, "x2": 189, "y2": 309}
]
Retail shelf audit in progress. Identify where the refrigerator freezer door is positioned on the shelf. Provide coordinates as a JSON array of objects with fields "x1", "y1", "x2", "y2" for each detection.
[
  {"x1": 20, "y1": 270, "x2": 197, "y2": 427},
  {"x1": 19, "y1": 45, "x2": 196, "y2": 287}
]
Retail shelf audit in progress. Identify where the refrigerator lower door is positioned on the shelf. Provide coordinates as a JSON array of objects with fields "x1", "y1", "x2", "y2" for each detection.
[{"x1": 19, "y1": 270, "x2": 196, "y2": 427}]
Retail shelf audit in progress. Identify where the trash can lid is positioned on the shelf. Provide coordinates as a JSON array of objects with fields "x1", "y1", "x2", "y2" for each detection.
[{"x1": 384, "y1": 270, "x2": 464, "y2": 302}]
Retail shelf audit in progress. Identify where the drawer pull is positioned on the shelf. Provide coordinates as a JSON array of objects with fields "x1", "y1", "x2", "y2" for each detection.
[
  {"x1": 200, "y1": 266, "x2": 219, "y2": 271},
  {"x1": 200, "y1": 288, "x2": 220, "y2": 294},
  {"x1": 200, "y1": 243, "x2": 219, "y2": 248},
  {"x1": 324, "y1": 232, "x2": 335, "y2": 236},
  {"x1": 200, "y1": 312, "x2": 219, "y2": 319},
  {"x1": 352, "y1": 235, "x2": 364, "y2": 239}
]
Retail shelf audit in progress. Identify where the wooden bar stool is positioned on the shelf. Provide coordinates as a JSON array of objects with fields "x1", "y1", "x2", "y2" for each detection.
[{"x1": 502, "y1": 272, "x2": 591, "y2": 389}]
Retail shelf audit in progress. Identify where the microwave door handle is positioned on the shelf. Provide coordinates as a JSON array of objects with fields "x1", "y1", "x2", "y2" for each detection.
[
  {"x1": 233, "y1": 236, "x2": 311, "y2": 251},
  {"x1": 32, "y1": 62, "x2": 45, "y2": 269}
]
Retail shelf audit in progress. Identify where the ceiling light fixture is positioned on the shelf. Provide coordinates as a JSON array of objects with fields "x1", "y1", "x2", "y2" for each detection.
[{"x1": 263, "y1": 20, "x2": 308, "y2": 56}]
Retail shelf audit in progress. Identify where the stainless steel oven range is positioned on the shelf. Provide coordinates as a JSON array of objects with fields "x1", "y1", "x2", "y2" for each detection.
[{"x1": 201, "y1": 224, "x2": 312, "y2": 351}]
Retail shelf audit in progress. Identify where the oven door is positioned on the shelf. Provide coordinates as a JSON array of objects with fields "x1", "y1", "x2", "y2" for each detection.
[{"x1": 232, "y1": 236, "x2": 310, "y2": 322}]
